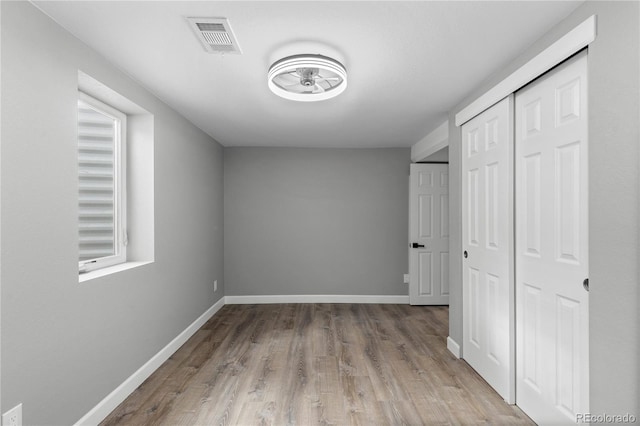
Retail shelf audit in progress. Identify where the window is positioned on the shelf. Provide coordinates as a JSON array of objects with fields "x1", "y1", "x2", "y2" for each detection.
[{"x1": 78, "y1": 92, "x2": 127, "y2": 273}]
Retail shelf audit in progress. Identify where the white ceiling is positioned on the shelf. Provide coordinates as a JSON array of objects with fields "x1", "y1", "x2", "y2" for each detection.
[{"x1": 34, "y1": 1, "x2": 582, "y2": 148}]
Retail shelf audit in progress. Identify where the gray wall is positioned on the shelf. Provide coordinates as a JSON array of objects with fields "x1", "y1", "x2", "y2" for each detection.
[
  {"x1": 224, "y1": 148, "x2": 410, "y2": 296},
  {"x1": 0, "y1": 2, "x2": 224, "y2": 424},
  {"x1": 448, "y1": 1, "x2": 639, "y2": 415}
]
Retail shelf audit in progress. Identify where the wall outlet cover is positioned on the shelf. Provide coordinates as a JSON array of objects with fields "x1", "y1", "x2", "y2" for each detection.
[
  {"x1": 2, "y1": 403, "x2": 22, "y2": 426},
  {"x1": 214, "y1": 280, "x2": 218, "y2": 292},
  {"x1": 403, "y1": 274, "x2": 410, "y2": 284}
]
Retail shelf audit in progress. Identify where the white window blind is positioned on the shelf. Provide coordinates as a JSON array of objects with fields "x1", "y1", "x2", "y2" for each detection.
[{"x1": 78, "y1": 92, "x2": 126, "y2": 272}]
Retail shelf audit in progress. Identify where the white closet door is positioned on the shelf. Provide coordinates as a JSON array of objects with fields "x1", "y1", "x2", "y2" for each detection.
[
  {"x1": 515, "y1": 50, "x2": 589, "y2": 424},
  {"x1": 409, "y1": 163, "x2": 450, "y2": 305},
  {"x1": 462, "y1": 96, "x2": 514, "y2": 402}
]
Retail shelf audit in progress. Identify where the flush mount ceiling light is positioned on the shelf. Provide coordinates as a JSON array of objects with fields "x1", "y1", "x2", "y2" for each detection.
[{"x1": 268, "y1": 54, "x2": 347, "y2": 102}]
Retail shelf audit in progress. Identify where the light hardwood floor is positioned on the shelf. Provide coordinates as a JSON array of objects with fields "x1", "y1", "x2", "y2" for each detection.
[{"x1": 101, "y1": 304, "x2": 533, "y2": 425}]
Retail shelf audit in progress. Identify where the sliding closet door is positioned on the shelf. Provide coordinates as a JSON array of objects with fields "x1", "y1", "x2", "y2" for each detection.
[
  {"x1": 515, "y1": 50, "x2": 589, "y2": 424},
  {"x1": 462, "y1": 96, "x2": 514, "y2": 402}
]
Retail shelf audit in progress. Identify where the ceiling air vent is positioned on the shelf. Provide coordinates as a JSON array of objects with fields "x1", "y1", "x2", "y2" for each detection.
[{"x1": 186, "y1": 17, "x2": 241, "y2": 54}]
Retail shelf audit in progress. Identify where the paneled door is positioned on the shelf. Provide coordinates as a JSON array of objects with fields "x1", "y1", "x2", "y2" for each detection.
[
  {"x1": 515, "y1": 51, "x2": 589, "y2": 424},
  {"x1": 409, "y1": 163, "x2": 449, "y2": 305},
  {"x1": 462, "y1": 96, "x2": 514, "y2": 402}
]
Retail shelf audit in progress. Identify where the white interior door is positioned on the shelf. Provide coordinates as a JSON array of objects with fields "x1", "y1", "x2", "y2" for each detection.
[
  {"x1": 461, "y1": 96, "x2": 514, "y2": 403},
  {"x1": 409, "y1": 163, "x2": 449, "y2": 305},
  {"x1": 515, "y1": 51, "x2": 589, "y2": 425}
]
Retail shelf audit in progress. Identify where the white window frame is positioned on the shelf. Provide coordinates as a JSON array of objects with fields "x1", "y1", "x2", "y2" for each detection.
[{"x1": 78, "y1": 91, "x2": 127, "y2": 273}]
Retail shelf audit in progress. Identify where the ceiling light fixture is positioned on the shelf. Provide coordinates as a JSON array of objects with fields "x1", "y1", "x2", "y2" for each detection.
[{"x1": 268, "y1": 54, "x2": 347, "y2": 102}]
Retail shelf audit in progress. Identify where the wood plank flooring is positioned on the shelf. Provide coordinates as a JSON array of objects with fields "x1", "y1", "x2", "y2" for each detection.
[{"x1": 101, "y1": 304, "x2": 533, "y2": 425}]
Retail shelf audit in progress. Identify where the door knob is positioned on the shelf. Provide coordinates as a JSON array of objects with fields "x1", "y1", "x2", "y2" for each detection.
[
  {"x1": 464, "y1": 250, "x2": 468, "y2": 258},
  {"x1": 583, "y1": 278, "x2": 589, "y2": 292},
  {"x1": 411, "y1": 242, "x2": 425, "y2": 248}
]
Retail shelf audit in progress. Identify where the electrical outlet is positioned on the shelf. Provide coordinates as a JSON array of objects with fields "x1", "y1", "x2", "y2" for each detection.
[
  {"x1": 403, "y1": 274, "x2": 410, "y2": 284},
  {"x1": 214, "y1": 280, "x2": 218, "y2": 292},
  {"x1": 2, "y1": 403, "x2": 22, "y2": 426}
]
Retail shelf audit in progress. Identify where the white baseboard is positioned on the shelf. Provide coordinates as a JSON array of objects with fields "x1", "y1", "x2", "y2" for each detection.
[
  {"x1": 447, "y1": 336, "x2": 461, "y2": 358},
  {"x1": 224, "y1": 294, "x2": 410, "y2": 304},
  {"x1": 74, "y1": 297, "x2": 225, "y2": 426}
]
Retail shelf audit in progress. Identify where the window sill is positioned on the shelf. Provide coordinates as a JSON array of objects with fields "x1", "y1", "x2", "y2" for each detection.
[{"x1": 79, "y1": 261, "x2": 153, "y2": 283}]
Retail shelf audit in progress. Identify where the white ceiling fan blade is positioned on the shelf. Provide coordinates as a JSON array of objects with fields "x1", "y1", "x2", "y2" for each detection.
[
  {"x1": 283, "y1": 83, "x2": 312, "y2": 94},
  {"x1": 313, "y1": 84, "x2": 325, "y2": 93},
  {"x1": 316, "y1": 77, "x2": 341, "y2": 81},
  {"x1": 279, "y1": 73, "x2": 300, "y2": 84}
]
